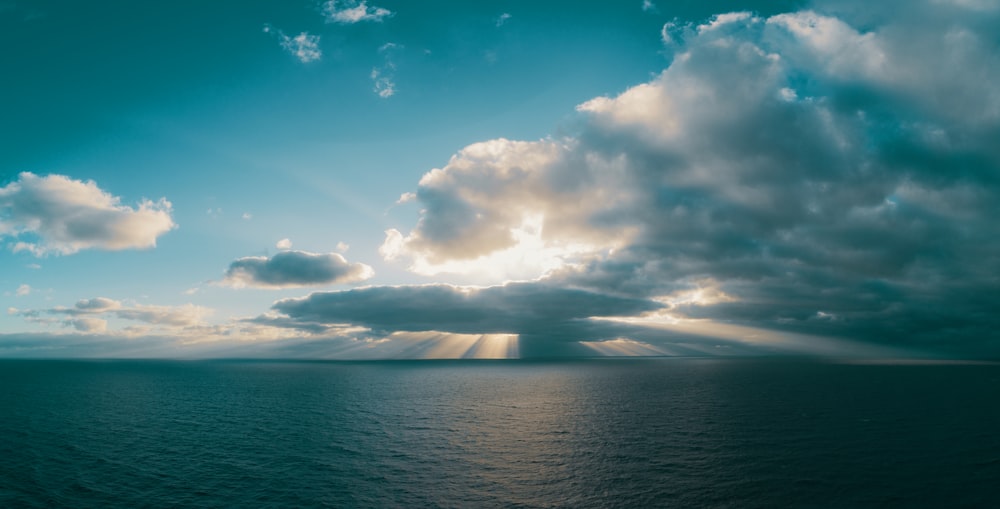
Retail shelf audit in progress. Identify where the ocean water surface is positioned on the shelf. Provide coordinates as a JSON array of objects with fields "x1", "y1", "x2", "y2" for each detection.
[{"x1": 1, "y1": 358, "x2": 998, "y2": 508}]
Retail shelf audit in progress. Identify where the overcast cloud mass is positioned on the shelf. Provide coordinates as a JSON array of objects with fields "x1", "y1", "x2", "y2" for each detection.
[{"x1": 273, "y1": 0, "x2": 1000, "y2": 356}]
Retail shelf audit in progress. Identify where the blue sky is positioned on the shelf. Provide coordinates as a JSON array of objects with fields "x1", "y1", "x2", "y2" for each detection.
[{"x1": 2, "y1": 0, "x2": 998, "y2": 359}]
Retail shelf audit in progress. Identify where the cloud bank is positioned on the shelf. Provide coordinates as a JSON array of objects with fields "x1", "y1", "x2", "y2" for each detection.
[
  {"x1": 371, "y1": 1, "x2": 1000, "y2": 355},
  {"x1": 222, "y1": 250, "x2": 374, "y2": 289},
  {"x1": 0, "y1": 172, "x2": 175, "y2": 256},
  {"x1": 12, "y1": 297, "x2": 212, "y2": 331}
]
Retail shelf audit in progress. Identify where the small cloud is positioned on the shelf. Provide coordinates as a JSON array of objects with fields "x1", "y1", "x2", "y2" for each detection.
[
  {"x1": 242, "y1": 212, "x2": 252, "y2": 220},
  {"x1": 183, "y1": 287, "x2": 199, "y2": 296},
  {"x1": 322, "y1": 0, "x2": 392, "y2": 24},
  {"x1": 336, "y1": 241, "x2": 350, "y2": 253},
  {"x1": 280, "y1": 32, "x2": 322, "y2": 63},
  {"x1": 397, "y1": 192, "x2": 417, "y2": 204},
  {"x1": 496, "y1": 13, "x2": 512, "y2": 27},
  {"x1": 26, "y1": 263, "x2": 41, "y2": 269},
  {"x1": 0, "y1": 172, "x2": 176, "y2": 256},
  {"x1": 15, "y1": 284, "x2": 30, "y2": 296},
  {"x1": 276, "y1": 238, "x2": 293, "y2": 250},
  {"x1": 642, "y1": 0, "x2": 657, "y2": 13},
  {"x1": 371, "y1": 68, "x2": 396, "y2": 98},
  {"x1": 264, "y1": 24, "x2": 321, "y2": 63},
  {"x1": 221, "y1": 250, "x2": 374, "y2": 289},
  {"x1": 371, "y1": 42, "x2": 400, "y2": 98}
]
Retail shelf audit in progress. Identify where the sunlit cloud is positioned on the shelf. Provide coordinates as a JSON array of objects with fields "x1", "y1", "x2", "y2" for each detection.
[{"x1": 0, "y1": 172, "x2": 175, "y2": 256}]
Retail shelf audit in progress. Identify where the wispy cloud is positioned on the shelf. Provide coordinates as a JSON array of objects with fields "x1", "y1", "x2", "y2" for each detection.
[
  {"x1": 371, "y1": 42, "x2": 400, "y2": 98},
  {"x1": 641, "y1": 0, "x2": 657, "y2": 13},
  {"x1": 496, "y1": 13, "x2": 512, "y2": 27},
  {"x1": 15, "y1": 284, "x2": 30, "y2": 296},
  {"x1": 322, "y1": 0, "x2": 392, "y2": 24},
  {"x1": 12, "y1": 297, "x2": 213, "y2": 330},
  {"x1": 0, "y1": 172, "x2": 175, "y2": 256},
  {"x1": 264, "y1": 25, "x2": 321, "y2": 63}
]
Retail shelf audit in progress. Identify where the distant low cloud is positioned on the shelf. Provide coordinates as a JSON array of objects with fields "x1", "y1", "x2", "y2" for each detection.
[
  {"x1": 322, "y1": 0, "x2": 392, "y2": 24},
  {"x1": 70, "y1": 317, "x2": 107, "y2": 333},
  {"x1": 0, "y1": 172, "x2": 175, "y2": 256},
  {"x1": 276, "y1": 238, "x2": 292, "y2": 250},
  {"x1": 15, "y1": 284, "x2": 30, "y2": 296},
  {"x1": 13, "y1": 297, "x2": 212, "y2": 330},
  {"x1": 221, "y1": 250, "x2": 374, "y2": 289},
  {"x1": 270, "y1": 282, "x2": 663, "y2": 338}
]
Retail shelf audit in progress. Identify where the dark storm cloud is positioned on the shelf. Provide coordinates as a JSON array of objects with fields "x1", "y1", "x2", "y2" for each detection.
[
  {"x1": 222, "y1": 250, "x2": 373, "y2": 288},
  {"x1": 271, "y1": 282, "x2": 663, "y2": 337}
]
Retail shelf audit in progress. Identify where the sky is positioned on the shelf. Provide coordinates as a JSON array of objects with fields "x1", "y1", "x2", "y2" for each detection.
[{"x1": 2, "y1": 0, "x2": 998, "y2": 359}]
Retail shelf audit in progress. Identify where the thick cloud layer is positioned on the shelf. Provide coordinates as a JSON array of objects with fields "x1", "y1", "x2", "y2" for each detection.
[
  {"x1": 374, "y1": 2, "x2": 1000, "y2": 355},
  {"x1": 222, "y1": 250, "x2": 374, "y2": 288},
  {"x1": 272, "y1": 282, "x2": 662, "y2": 337},
  {"x1": 0, "y1": 172, "x2": 175, "y2": 255}
]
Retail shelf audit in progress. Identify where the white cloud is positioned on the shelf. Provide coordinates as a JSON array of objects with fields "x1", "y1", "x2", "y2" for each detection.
[
  {"x1": 242, "y1": 212, "x2": 252, "y2": 220},
  {"x1": 496, "y1": 13, "x2": 512, "y2": 27},
  {"x1": 0, "y1": 172, "x2": 175, "y2": 256},
  {"x1": 380, "y1": 137, "x2": 637, "y2": 279},
  {"x1": 371, "y1": 43, "x2": 400, "y2": 98},
  {"x1": 278, "y1": 31, "x2": 321, "y2": 63},
  {"x1": 322, "y1": 0, "x2": 392, "y2": 24},
  {"x1": 371, "y1": 68, "x2": 396, "y2": 98},
  {"x1": 642, "y1": 0, "x2": 657, "y2": 13},
  {"x1": 15, "y1": 284, "x2": 30, "y2": 296},
  {"x1": 276, "y1": 238, "x2": 292, "y2": 250}
]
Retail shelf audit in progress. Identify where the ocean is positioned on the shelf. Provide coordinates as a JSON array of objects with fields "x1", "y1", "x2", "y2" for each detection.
[{"x1": 1, "y1": 358, "x2": 997, "y2": 508}]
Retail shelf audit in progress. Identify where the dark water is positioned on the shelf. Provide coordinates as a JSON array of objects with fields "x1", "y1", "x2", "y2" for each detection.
[{"x1": 1, "y1": 358, "x2": 998, "y2": 508}]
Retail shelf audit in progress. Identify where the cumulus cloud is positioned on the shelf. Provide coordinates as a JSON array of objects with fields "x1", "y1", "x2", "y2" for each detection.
[
  {"x1": 0, "y1": 172, "x2": 175, "y2": 256},
  {"x1": 276, "y1": 238, "x2": 292, "y2": 250},
  {"x1": 322, "y1": 0, "x2": 392, "y2": 24},
  {"x1": 15, "y1": 284, "x2": 30, "y2": 296},
  {"x1": 221, "y1": 250, "x2": 374, "y2": 289},
  {"x1": 378, "y1": 1, "x2": 1000, "y2": 355}
]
